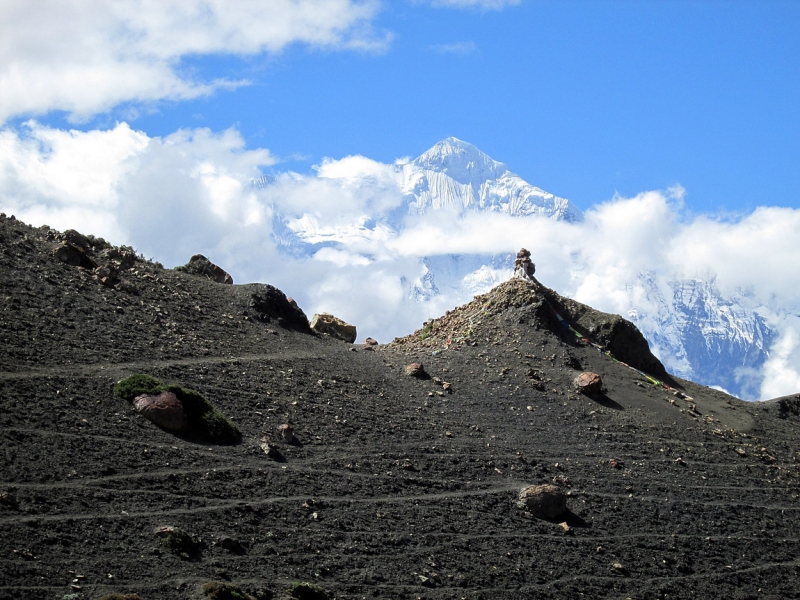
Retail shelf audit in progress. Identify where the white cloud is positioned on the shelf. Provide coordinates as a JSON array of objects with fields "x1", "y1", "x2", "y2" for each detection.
[
  {"x1": 0, "y1": 0, "x2": 386, "y2": 123},
  {"x1": 2, "y1": 125, "x2": 800, "y2": 398},
  {"x1": 759, "y1": 316, "x2": 800, "y2": 400}
]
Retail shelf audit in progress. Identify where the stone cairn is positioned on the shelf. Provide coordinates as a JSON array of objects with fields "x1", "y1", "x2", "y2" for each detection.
[{"x1": 514, "y1": 248, "x2": 536, "y2": 282}]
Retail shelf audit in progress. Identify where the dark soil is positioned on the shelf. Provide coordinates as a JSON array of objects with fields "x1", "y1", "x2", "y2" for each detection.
[{"x1": 1, "y1": 213, "x2": 799, "y2": 600}]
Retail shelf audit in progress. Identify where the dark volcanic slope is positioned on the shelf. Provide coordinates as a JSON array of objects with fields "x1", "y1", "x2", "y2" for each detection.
[{"x1": 1, "y1": 213, "x2": 799, "y2": 600}]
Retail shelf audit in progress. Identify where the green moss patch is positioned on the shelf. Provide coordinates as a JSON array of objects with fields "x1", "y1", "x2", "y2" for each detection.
[{"x1": 115, "y1": 374, "x2": 241, "y2": 444}]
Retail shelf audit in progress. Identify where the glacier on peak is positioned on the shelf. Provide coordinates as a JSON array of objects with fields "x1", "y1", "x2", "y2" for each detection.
[{"x1": 401, "y1": 137, "x2": 583, "y2": 221}]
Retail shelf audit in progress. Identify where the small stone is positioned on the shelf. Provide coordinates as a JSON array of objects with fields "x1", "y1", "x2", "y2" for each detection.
[
  {"x1": 559, "y1": 521, "x2": 571, "y2": 533},
  {"x1": 364, "y1": 337, "x2": 378, "y2": 346},
  {"x1": 259, "y1": 437, "x2": 285, "y2": 462},
  {"x1": 405, "y1": 362, "x2": 426, "y2": 377},
  {"x1": 278, "y1": 424, "x2": 294, "y2": 443}
]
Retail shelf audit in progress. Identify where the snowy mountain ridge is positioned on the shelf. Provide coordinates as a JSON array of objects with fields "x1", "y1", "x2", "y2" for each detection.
[
  {"x1": 269, "y1": 137, "x2": 774, "y2": 399},
  {"x1": 402, "y1": 137, "x2": 582, "y2": 221}
]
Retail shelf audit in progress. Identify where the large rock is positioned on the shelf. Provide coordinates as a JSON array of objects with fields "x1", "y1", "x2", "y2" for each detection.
[
  {"x1": 175, "y1": 254, "x2": 233, "y2": 284},
  {"x1": 574, "y1": 371, "x2": 603, "y2": 396},
  {"x1": 517, "y1": 484, "x2": 567, "y2": 519},
  {"x1": 54, "y1": 242, "x2": 97, "y2": 270},
  {"x1": 310, "y1": 313, "x2": 357, "y2": 343},
  {"x1": 245, "y1": 284, "x2": 311, "y2": 332},
  {"x1": 133, "y1": 392, "x2": 186, "y2": 432}
]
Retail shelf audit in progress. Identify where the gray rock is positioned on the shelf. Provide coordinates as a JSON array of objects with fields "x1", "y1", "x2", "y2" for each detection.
[{"x1": 517, "y1": 484, "x2": 567, "y2": 519}]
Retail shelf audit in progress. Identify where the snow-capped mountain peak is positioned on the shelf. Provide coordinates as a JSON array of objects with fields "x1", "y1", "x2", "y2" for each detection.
[
  {"x1": 403, "y1": 138, "x2": 583, "y2": 222},
  {"x1": 411, "y1": 137, "x2": 508, "y2": 185}
]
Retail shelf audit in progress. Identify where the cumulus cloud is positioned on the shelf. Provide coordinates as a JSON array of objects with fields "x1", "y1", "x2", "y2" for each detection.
[
  {"x1": 0, "y1": 0, "x2": 386, "y2": 122},
  {"x1": 2, "y1": 124, "x2": 799, "y2": 399}
]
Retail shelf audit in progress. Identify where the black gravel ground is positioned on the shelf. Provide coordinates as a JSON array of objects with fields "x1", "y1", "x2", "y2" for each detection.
[{"x1": 1, "y1": 213, "x2": 799, "y2": 600}]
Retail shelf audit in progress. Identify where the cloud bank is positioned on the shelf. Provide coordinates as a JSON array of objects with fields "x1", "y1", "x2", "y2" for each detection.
[
  {"x1": 0, "y1": 0, "x2": 386, "y2": 123},
  {"x1": 1, "y1": 121, "x2": 799, "y2": 400}
]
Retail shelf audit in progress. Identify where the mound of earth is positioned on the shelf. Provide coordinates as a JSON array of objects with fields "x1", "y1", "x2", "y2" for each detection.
[{"x1": 1, "y1": 213, "x2": 799, "y2": 600}]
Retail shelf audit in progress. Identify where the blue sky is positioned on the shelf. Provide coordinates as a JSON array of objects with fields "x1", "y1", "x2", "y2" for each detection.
[{"x1": 9, "y1": 0, "x2": 799, "y2": 214}]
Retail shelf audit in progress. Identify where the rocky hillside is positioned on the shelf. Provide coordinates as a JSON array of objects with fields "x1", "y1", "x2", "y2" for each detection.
[{"x1": 1, "y1": 213, "x2": 799, "y2": 600}]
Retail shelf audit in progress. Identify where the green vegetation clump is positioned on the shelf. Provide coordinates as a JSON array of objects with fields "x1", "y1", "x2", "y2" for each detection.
[
  {"x1": 419, "y1": 321, "x2": 434, "y2": 340},
  {"x1": 287, "y1": 582, "x2": 328, "y2": 600},
  {"x1": 202, "y1": 581, "x2": 255, "y2": 600},
  {"x1": 114, "y1": 373, "x2": 164, "y2": 400},
  {"x1": 115, "y1": 374, "x2": 241, "y2": 444}
]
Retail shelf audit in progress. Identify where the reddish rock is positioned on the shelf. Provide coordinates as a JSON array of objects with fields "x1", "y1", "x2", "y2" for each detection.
[
  {"x1": 574, "y1": 371, "x2": 603, "y2": 395},
  {"x1": 405, "y1": 362, "x2": 426, "y2": 378},
  {"x1": 133, "y1": 392, "x2": 186, "y2": 432},
  {"x1": 517, "y1": 484, "x2": 567, "y2": 519},
  {"x1": 364, "y1": 337, "x2": 379, "y2": 346}
]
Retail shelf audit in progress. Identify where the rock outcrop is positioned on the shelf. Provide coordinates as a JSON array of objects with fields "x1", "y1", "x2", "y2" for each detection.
[
  {"x1": 243, "y1": 284, "x2": 311, "y2": 332},
  {"x1": 175, "y1": 254, "x2": 233, "y2": 284},
  {"x1": 310, "y1": 313, "x2": 357, "y2": 343}
]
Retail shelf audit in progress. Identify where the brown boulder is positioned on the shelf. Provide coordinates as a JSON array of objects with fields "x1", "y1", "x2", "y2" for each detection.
[
  {"x1": 517, "y1": 484, "x2": 567, "y2": 519},
  {"x1": 574, "y1": 371, "x2": 603, "y2": 395},
  {"x1": 310, "y1": 312, "x2": 357, "y2": 343},
  {"x1": 405, "y1": 362, "x2": 426, "y2": 378},
  {"x1": 133, "y1": 392, "x2": 186, "y2": 432}
]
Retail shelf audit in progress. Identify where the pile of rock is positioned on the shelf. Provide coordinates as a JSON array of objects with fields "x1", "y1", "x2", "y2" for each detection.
[{"x1": 53, "y1": 229, "x2": 139, "y2": 290}]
